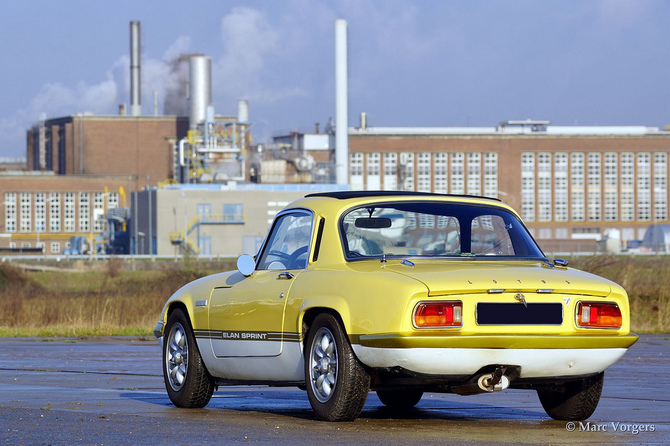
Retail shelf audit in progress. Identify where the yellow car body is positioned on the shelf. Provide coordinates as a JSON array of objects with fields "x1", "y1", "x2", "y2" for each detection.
[{"x1": 155, "y1": 191, "x2": 637, "y2": 421}]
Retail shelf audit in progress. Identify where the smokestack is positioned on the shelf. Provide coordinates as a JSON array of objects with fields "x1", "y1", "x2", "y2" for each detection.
[
  {"x1": 335, "y1": 19, "x2": 349, "y2": 185},
  {"x1": 188, "y1": 55, "x2": 212, "y2": 131},
  {"x1": 360, "y1": 112, "x2": 367, "y2": 130},
  {"x1": 130, "y1": 21, "x2": 142, "y2": 116},
  {"x1": 237, "y1": 99, "x2": 249, "y2": 123}
]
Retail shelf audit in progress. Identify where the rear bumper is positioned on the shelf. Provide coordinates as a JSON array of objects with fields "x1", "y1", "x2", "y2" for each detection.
[
  {"x1": 351, "y1": 333, "x2": 638, "y2": 378},
  {"x1": 356, "y1": 333, "x2": 639, "y2": 349}
]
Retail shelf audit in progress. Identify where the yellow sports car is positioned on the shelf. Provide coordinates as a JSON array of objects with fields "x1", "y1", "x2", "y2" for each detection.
[{"x1": 154, "y1": 191, "x2": 637, "y2": 421}]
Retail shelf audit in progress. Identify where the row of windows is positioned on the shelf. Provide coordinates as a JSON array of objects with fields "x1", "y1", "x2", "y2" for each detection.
[
  {"x1": 521, "y1": 152, "x2": 668, "y2": 223},
  {"x1": 529, "y1": 227, "x2": 648, "y2": 241},
  {"x1": 6, "y1": 241, "x2": 62, "y2": 254},
  {"x1": 350, "y1": 152, "x2": 498, "y2": 198},
  {"x1": 3, "y1": 192, "x2": 119, "y2": 234}
]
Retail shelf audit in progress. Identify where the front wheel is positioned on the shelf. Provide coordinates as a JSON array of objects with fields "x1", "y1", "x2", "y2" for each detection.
[
  {"x1": 163, "y1": 308, "x2": 214, "y2": 408},
  {"x1": 537, "y1": 372, "x2": 604, "y2": 420},
  {"x1": 305, "y1": 313, "x2": 370, "y2": 421}
]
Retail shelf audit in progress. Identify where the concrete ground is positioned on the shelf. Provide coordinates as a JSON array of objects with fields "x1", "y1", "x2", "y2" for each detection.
[{"x1": 0, "y1": 334, "x2": 668, "y2": 445}]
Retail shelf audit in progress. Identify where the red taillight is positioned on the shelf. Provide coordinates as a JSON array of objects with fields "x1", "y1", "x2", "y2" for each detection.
[
  {"x1": 577, "y1": 301, "x2": 622, "y2": 328},
  {"x1": 414, "y1": 301, "x2": 462, "y2": 328}
]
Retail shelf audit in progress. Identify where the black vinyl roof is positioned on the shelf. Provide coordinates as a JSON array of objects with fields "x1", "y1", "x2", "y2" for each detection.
[{"x1": 305, "y1": 190, "x2": 502, "y2": 201}]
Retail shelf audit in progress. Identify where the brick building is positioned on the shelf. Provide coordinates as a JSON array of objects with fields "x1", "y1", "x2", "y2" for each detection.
[
  {"x1": 26, "y1": 114, "x2": 189, "y2": 186},
  {"x1": 1, "y1": 114, "x2": 188, "y2": 254},
  {"x1": 346, "y1": 120, "x2": 670, "y2": 253}
]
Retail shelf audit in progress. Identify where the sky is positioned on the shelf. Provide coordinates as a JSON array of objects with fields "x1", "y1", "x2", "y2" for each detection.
[{"x1": 1, "y1": 0, "x2": 669, "y2": 158}]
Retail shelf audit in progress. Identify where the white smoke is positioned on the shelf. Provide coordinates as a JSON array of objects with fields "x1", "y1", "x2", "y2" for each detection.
[{"x1": 213, "y1": 7, "x2": 307, "y2": 104}]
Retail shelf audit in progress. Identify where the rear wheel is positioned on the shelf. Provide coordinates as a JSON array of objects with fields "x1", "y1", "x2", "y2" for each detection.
[
  {"x1": 163, "y1": 308, "x2": 214, "y2": 408},
  {"x1": 377, "y1": 389, "x2": 424, "y2": 408},
  {"x1": 537, "y1": 372, "x2": 604, "y2": 420},
  {"x1": 305, "y1": 313, "x2": 370, "y2": 421}
]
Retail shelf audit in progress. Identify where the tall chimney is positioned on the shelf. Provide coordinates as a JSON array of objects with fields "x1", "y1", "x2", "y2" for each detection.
[
  {"x1": 335, "y1": 19, "x2": 349, "y2": 186},
  {"x1": 188, "y1": 55, "x2": 212, "y2": 131},
  {"x1": 237, "y1": 99, "x2": 249, "y2": 123},
  {"x1": 130, "y1": 21, "x2": 142, "y2": 116}
]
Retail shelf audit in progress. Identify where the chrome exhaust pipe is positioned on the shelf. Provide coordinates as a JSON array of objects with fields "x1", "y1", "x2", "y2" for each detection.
[
  {"x1": 477, "y1": 367, "x2": 509, "y2": 392},
  {"x1": 451, "y1": 366, "x2": 510, "y2": 395}
]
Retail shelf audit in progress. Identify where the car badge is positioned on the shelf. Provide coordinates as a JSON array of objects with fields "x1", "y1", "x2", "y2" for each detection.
[
  {"x1": 514, "y1": 293, "x2": 528, "y2": 308},
  {"x1": 563, "y1": 297, "x2": 571, "y2": 306}
]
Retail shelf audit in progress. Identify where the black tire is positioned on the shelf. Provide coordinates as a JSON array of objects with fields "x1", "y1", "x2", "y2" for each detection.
[
  {"x1": 537, "y1": 372, "x2": 604, "y2": 420},
  {"x1": 163, "y1": 308, "x2": 215, "y2": 408},
  {"x1": 377, "y1": 389, "x2": 423, "y2": 408},
  {"x1": 305, "y1": 313, "x2": 370, "y2": 421}
]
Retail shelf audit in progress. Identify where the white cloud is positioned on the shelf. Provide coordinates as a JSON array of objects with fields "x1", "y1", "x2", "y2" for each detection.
[{"x1": 212, "y1": 7, "x2": 307, "y2": 105}]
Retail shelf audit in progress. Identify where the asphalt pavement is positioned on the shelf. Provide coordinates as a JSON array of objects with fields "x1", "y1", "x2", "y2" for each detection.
[{"x1": 0, "y1": 335, "x2": 668, "y2": 445}]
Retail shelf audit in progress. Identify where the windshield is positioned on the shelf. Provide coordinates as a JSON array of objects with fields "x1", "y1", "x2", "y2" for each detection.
[{"x1": 341, "y1": 202, "x2": 545, "y2": 260}]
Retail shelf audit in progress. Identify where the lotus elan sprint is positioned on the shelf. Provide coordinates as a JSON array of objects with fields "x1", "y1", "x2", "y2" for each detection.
[{"x1": 155, "y1": 191, "x2": 638, "y2": 421}]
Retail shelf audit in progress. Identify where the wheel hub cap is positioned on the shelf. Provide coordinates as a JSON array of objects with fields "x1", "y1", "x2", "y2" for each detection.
[
  {"x1": 165, "y1": 323, "x2": 188, "y2": 391},
  {"x1": 309, "y1": 328, "x2": 338, "y2": 403}
]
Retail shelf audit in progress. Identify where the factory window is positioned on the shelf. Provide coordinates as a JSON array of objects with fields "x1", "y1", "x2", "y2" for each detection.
[
  {"x1": 604, "y1": 153, "x2": 618, "y2": 222},
  {"x1": 35, "y1": 193, "x2": 46, "y2": 233},
  {"x1": 521, "y1": 153, "x2": 535, "y2": 222},
  {"x1": 555, "y1": 228, "x2": 569, "y2": 239},
  {"x1": 621, "y1": 153, "x2": 634, "y2": 221},
  {"x1": 466, "y1": 153, "x2": 481, "y2": 196},
  {"x1": 21, "y1": 242, "x2": 31, "y2": 248},
  {"x1": 108, "y1": 192, "x2": 119, "y2": 210},
  {"x1": 199, "y1": 236, "x2": 212, "y2": 256},
  {"x1": 383, "y1": 153, "x2": 397, "y2": 190},
  {"x1": 94, "y1": 193, "x2": 105, "y2": 232},
  {"x1": 350, "y1": 153, "x2": 364, "y2": 191},
  {"x1": 450, "y1": 152, "x2": 464, "y2": 195},
  {"x1": 554, "y1": 153, "x2": 568, "y2": 222},
  {"x1": 20, "y1": 193, "x2": 31, "y2": 233},
  {"x1": 4, "y1": 193, "x2": 16, "y2": 233},
  {"x1": 64, "y1": 193, "x2": 76, "y2": 232},
  {"x1": 483, "y1": 153, "x2": 497, "y2": 198},
  {"x1": 537, "y1": 153, "x2": 552, "y2": 222},
  {"x1": 417, "y1": 153, "x2": 431, "y2": 192},
  {"x1": 571, "y1": 153, "x2": 585, "y2": 222},
  {"x1": 50, "y1": 242, "x2": 61, "y2": 254},
  {"x1": 433, "y1": 153, "x2": 448, "y2": 194},
  {"x1": 79, "y1": 193, "x2": 90, "y2": 232},
  {"x1": 9, "y1": 242, "x2": 16, "y2": 249},
  {"x1": 49, "y1": 193, "x2": 61, "y2": 232},
  {"x1": 588, "y1": 189, "x2": 602, "y2": 221},
  {"x1": 637, "y1": 153, "x2": 651, "y2": 221},
  {"x1": 197, "y1": 203, "x2": 212, "y2": 219},
  {"x1": 538, "y1": 228, "x2": 552, "y2": 239},
  {"x1": 223, "y1": 203, "x2": 244, "y2": 222},
  {"x1": 367, "y1": 153, "x2": 381, "y2": 190},
  {"x1": 654, "y1": 153, "x2": 667, "y2": 221},
  {"x1": 36, "y1": 242, "x2": 45, "y2": 252},
  {"x1": 400, "y1": 153, "x2": 414, "y2": 191}
]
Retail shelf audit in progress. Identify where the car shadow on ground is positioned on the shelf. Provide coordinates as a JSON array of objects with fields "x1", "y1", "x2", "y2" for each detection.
[{"x1": 120, "y1": 389, "x2": 548, "y2": 422}]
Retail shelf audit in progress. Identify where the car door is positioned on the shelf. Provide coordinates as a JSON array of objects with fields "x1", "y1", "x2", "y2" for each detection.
[{"x1": 208, "y1": 210, "x2": 312, "y2": 357}]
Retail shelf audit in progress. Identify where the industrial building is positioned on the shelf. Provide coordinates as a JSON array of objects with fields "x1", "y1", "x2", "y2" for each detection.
[
  {"x1": 1, "y1": 21, "x2": 260, "y2": 255},
  {"x1": 2, "y1": 18, "x2": 669, "y2": 256},
  {"x1": 342, "y1": 118, "x2": 670, "y2": 252},
  {"x1": 132, "y1": 183, "x2": 347, "y2": 257}
]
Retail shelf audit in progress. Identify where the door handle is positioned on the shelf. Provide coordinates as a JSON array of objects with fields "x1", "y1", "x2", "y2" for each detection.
[{"x1": 277, "y1": 272, "x2": 294, "y2": 280}]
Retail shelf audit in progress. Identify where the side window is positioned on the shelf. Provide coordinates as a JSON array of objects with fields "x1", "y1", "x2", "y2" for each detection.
[{"x1": 257, "y1": 213, "x2": 313, "y2": 270}]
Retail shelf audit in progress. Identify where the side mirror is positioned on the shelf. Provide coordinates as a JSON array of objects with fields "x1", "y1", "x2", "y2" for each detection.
[
  {"x1": 237, "y1": 254, "x2": 255, "y2": 277},
  {"x1": 554, "y1": 258, "x2": 569, "y2": 267}
]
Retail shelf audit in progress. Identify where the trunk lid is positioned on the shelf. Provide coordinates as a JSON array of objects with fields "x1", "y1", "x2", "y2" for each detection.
[{"x1": 382, "y1": 260, "x2": 612, "y2": 297}]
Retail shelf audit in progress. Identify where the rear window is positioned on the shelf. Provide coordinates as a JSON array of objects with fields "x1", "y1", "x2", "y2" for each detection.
[{"x1": 340, "y1": 202, "x2": 544, "y2": 260}]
